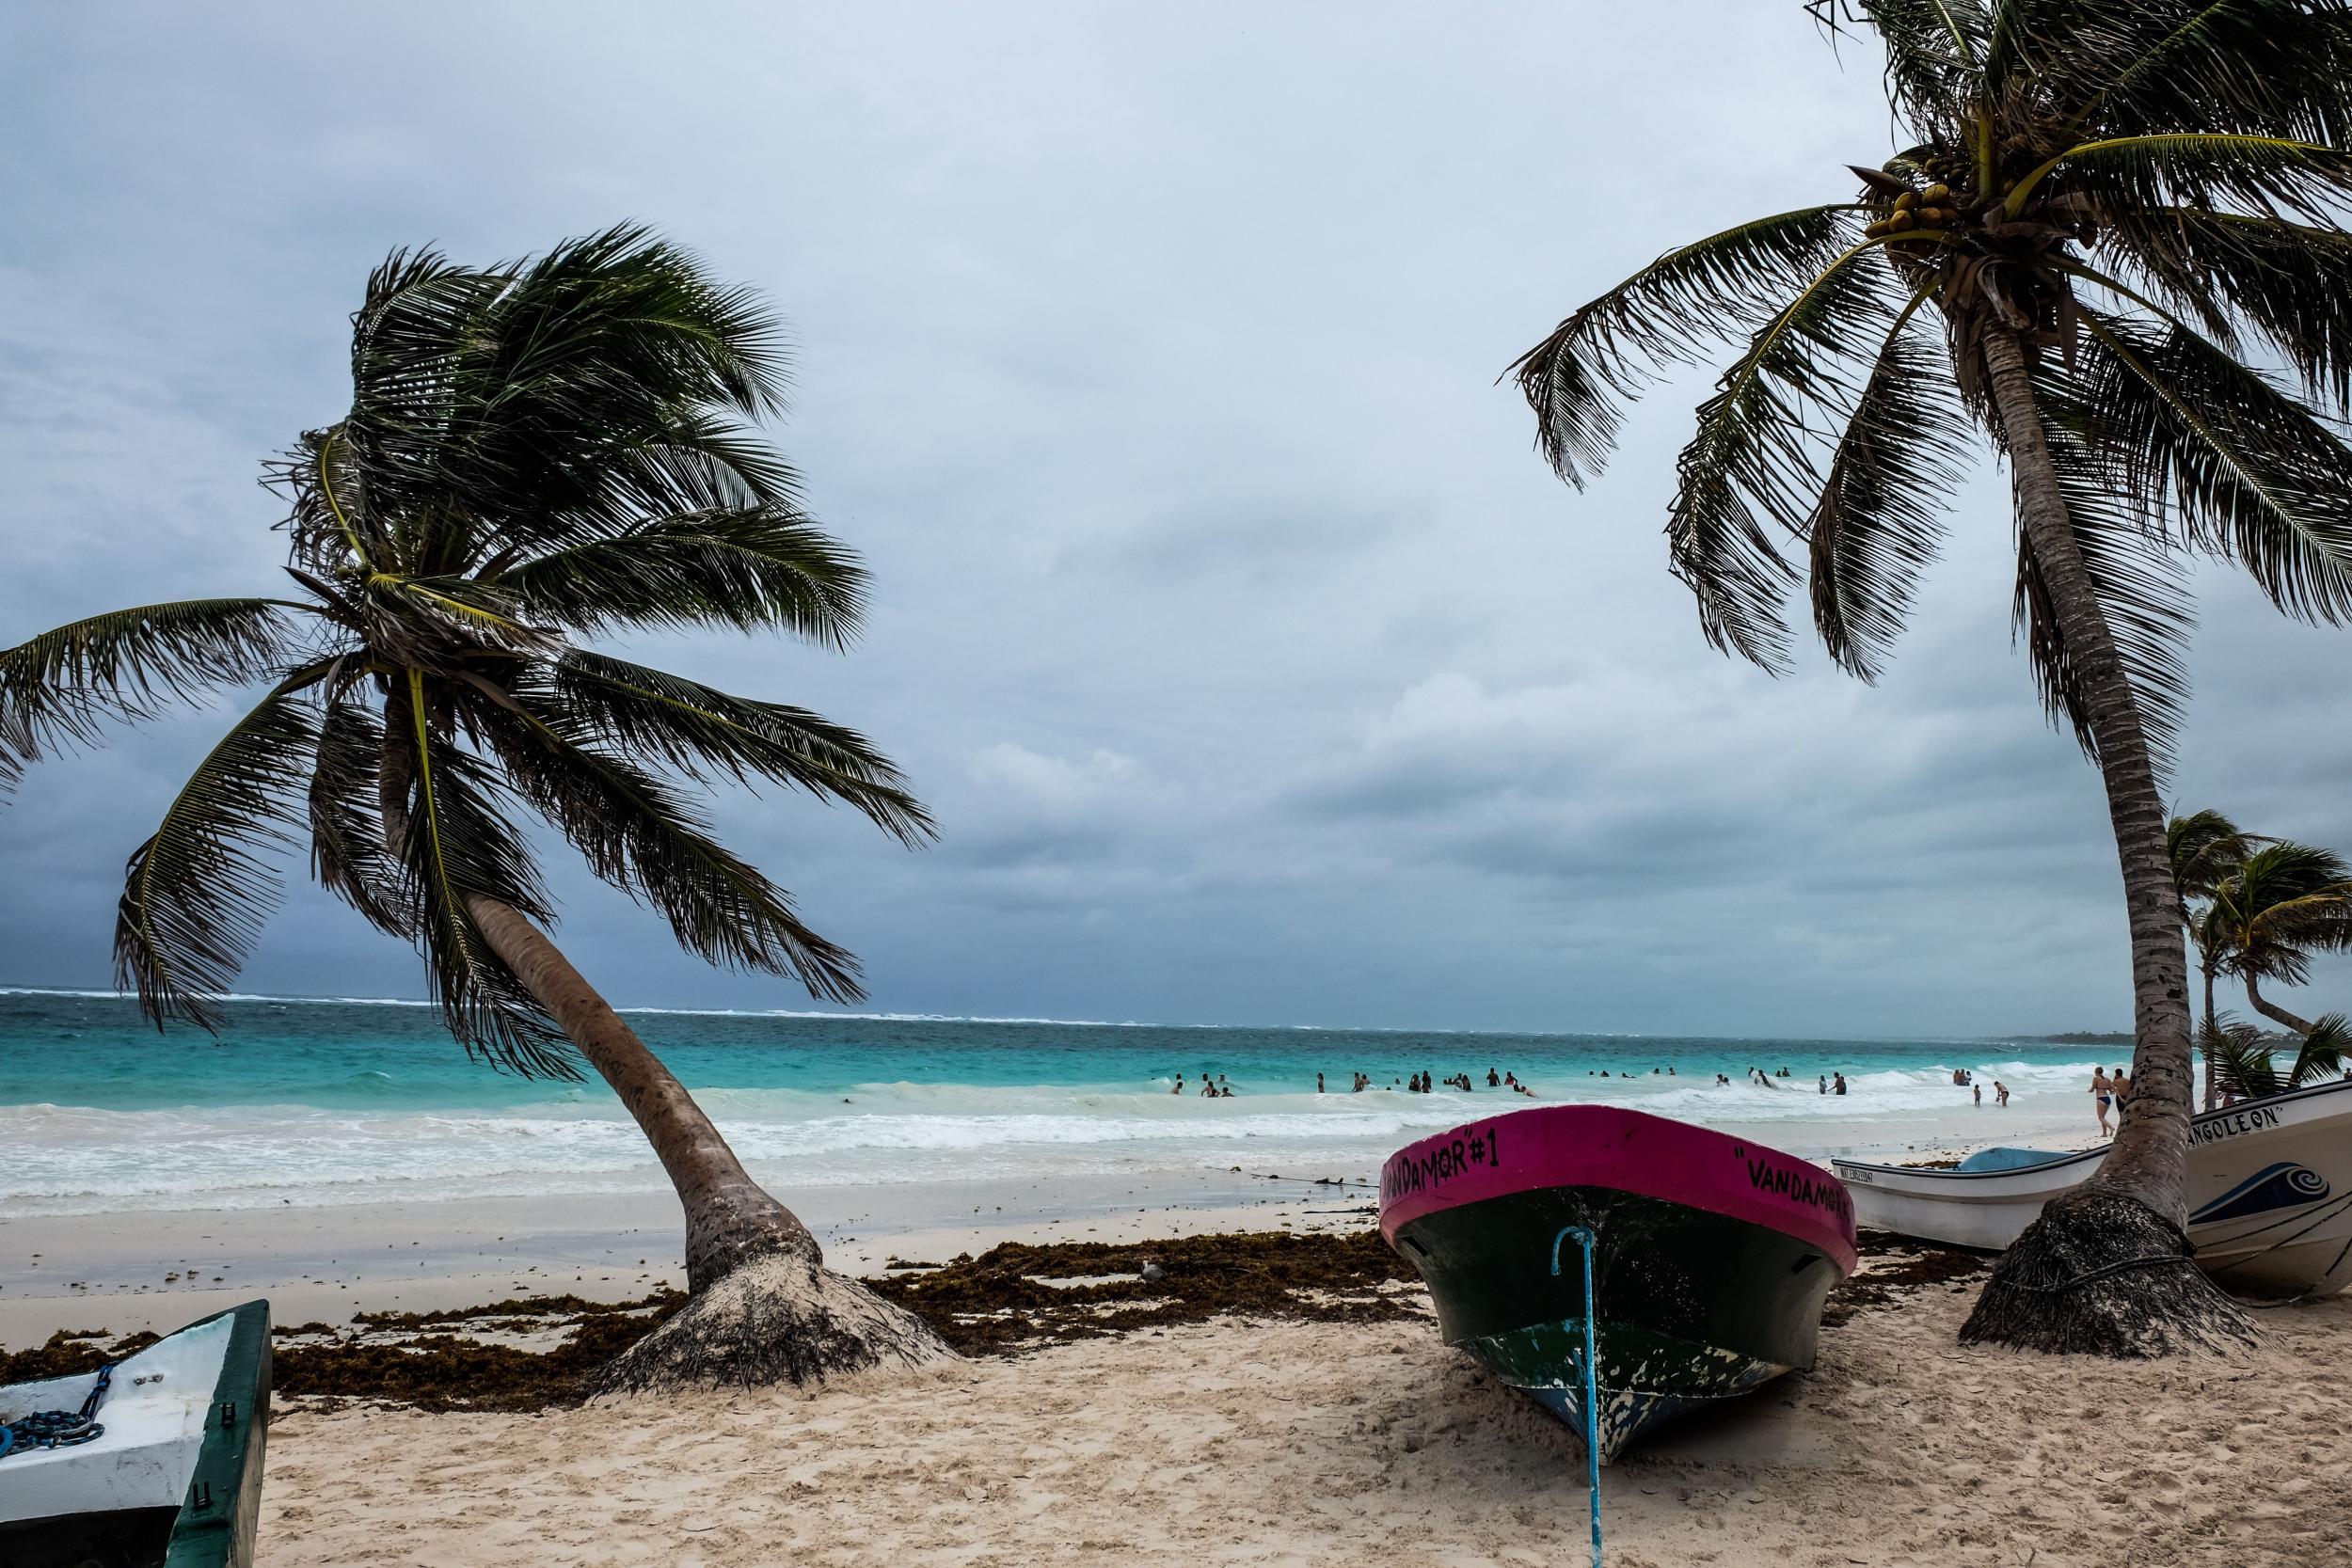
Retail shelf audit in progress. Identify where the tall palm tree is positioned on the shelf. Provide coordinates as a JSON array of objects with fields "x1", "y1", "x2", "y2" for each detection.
[
  {"x1": 0, "y1": 226, "x2": 952, "y2": 1389},
  {"x1": 1512, "y1": 3, "x2": 2352, "y2": 1354},
  {"x1": 2167, "y1": 808, "x2": 2262, "y2": 1109},
  {"x1": 2202, "y1": 1011, "x2": 2348, "y2": 1099},
  {"x1": 2204, "y1": 841, "x2": 2352, "y2": 1036}
]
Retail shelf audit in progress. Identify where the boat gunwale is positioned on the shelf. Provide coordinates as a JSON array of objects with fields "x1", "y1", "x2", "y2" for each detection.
[
  {"x1": 1828, "y1": 1076, "x2": 2352, "y2": 1185},
  {"x1": 1379, "y1": 1103, "x2": 1858, "y2": 1274}
]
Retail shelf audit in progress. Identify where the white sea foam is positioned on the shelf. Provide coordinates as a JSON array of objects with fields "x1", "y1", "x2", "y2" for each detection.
[{"x1": 0, "y1": 1055, "x2": 2110, "y2": 1217}]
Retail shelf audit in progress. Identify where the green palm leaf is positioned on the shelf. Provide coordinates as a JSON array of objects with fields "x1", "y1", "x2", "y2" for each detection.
[
  {"x1": 113, "y1": 682, "x2": 324, "y2": 1030},
  {"x1": 1807, "y1": 290, "x2": 1972, "y2": 678},
  {"x1": 1667, "y1": 242, "x2": 1913, "y2": 671},
  {"x1": 390, "y1": 676, "x2": 571, "y2": 1076},
  {"x1": 2013, "y1": 132, "x2": 2352, "y2": 221},
  {"x1": 2063, "y1": 1, "x2": 2352, "y2": 142},
  {"x1": 1507, "y1": 205, "x2": 1869, "y2": 488},
  {"x1": 466, "y1": 693, "x2": 866, "y2": 1000},
  {"x1": 308, "y1": 676, "x2": 409, "y2": 939},
  {"x1": 0, "y1": 599, "x2": 309, "y2": 790},
  {"x1": 544, "y1": 652, "x2": 934, "y2": 847},
  {"x1": 2074, "y1": 310, "x2": 2352, "y2": 625},
  {"x1": 2011, "y1": 354, "x2": 2197, "y2": 770},
  {"x1": 501, "y1": 507, "x2": 867, "y2": 646}
]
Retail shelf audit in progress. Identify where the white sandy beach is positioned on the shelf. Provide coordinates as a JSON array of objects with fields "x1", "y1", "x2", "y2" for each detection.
[
  {"x1": 0, "y1": 1167, "x2": 1374, "y2": 1343},
  {"x1": 250, "y1": 1268, "x2": 2351, "y2": 1568}
]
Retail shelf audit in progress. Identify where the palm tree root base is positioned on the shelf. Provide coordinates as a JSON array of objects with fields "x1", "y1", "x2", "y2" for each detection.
[
  {"x1": 1959, "y1": 1187, "x2": 2251, "y2": 1357},
  {"x1": 592, "y1": 1254, "x2": 958, "y2": 1395}
]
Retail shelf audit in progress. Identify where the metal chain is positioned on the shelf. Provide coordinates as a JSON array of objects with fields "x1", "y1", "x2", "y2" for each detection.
[{"x1": 0, "y1": 1364, "x2": 111, "y2": 1460}]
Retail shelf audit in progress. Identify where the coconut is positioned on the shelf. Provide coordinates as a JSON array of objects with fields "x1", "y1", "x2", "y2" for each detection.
[
  {"x1": 1919, "y1": 207, "x2": 1947, "y2": 226},
  {"x1": 1923, "y1": 182, "x2": 1950, "y2": 204},
  {"x1": 1890, "y1": 211, "x2": 1915, "y2": 230},
  {"x1": 1894, "y1": 190, "x2": 1919, "y2": 211}
]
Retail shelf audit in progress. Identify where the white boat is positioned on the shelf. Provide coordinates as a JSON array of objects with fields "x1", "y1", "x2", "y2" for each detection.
[
  {"x1": 0, "y1": 1300, "x2": 270, "y2": 1568},
  {"x1": 1832, "y1": 1079, "x2": 2352, "y2": 1298}
]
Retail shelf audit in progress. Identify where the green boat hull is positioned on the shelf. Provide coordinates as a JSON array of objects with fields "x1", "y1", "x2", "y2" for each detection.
[{"x1": 1393, "y1": 1185, "x2": 1840, "y2": 1462}]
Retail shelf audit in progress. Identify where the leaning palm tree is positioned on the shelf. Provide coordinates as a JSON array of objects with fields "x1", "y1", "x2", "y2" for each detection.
[
  {"x1": 2204, "y1": 841, "x2": 2352, "y2": 1036},
  {"x1": 2203, "y1": 1011, "x2": 2349, "y2": 1098},
  {"x1": 2167, "y1": 808, "x2": 2263, "y2": 1108},
  {"x1": 1512, "y1": 2, "x2": 2352, "y2": 1354},
  {"x1": 0, "y1": 226, "x2": 953, "y2": 1389}
]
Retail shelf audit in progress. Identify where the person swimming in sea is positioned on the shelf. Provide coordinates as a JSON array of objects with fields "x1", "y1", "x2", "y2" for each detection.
[{"x1": 1833, "y1": 1072, "x2": 1848, "y2": 1096}]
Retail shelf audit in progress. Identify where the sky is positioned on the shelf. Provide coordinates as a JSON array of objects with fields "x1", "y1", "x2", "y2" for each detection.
[{"x1": 2, "y1": 1, "x2": 2347, "y2": 1038}]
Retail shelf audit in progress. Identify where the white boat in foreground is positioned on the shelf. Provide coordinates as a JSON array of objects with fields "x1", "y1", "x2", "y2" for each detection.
[
  {"x1": 1832, "y1": 1078, "x2": 2352, "y2": 1298},
  {"x1": 0, "y1": 1299, "x2": 270, "y2": 1568}
]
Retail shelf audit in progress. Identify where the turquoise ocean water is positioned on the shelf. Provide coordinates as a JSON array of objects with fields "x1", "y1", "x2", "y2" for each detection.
[{"x1": 0, "y1": 989, "x2": 2111, "y2": 1215}]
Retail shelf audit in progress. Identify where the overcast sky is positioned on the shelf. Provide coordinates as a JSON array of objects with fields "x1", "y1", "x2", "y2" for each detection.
[{"x1": 3, "y1": 2, "x2": 2346, "y2": 1038}]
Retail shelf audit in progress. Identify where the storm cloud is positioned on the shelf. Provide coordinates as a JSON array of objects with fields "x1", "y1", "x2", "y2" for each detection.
[{"x1": 4, "y1": 1, "x2": 2347, "y2": 1037}]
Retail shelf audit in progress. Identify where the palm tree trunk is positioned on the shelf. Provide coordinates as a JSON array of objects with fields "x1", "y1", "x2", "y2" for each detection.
[
  {"x1": 1959, "y1": 328, "x2": 2247, "y2": 1355},
  {"x1": 379, "y1": 689, "x2": 951, "y2": 1389},
  {"x1": 463, "y1": 894, "x2": 818, "y2": 1290},
  {"x1": 2244, "y1": 972, "x2": 2318, "y2": 1037},
  {"x1": 2201, "y1": 958, "x2": 2218, "y2": 1112}
]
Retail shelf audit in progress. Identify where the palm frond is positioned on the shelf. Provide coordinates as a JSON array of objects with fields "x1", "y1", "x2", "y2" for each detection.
[
  {"x1": 288, "y1": 224, "x2": 803, "y2": 577},
  {"x1": 2211, "y1": 840, "x2": 2352, "y2": 984},
  {"x1": 1807, "y1": 289, "x2": 1973, "y2": 678},
  {"x1": 2201, "y1": 1013, "x2": 2286, "y2": 1097},
  {"x1": 2062, "y1": 1, "x2": 2352, "y2": 142},
  {"x1": 2100, "y1": 209, "x2": 2352, "y2": 416},
  {"x1": 389, "y1": 675, "x2": 571, "y2": 1076},
  {"x1": 2074, "y1": 309, "x2": 2352, "y2": 625},
  {"x1": 113, "y1": 683, "x2": 323, "y2": 1031},
  {"x1": 2011, "y1": 352, "x2": 2198, "y2": 772},
  {"x1": 0, "y1": 599, "x2": 310, "y2": 791},
  {"x1": 465, "y1": 692, "x2": 866, "y2": 1001},
  {"x1": 543, "y1": 652, "x2": 934, "y2": 847},
  {"x1": 2167, "y1": 806, "x2": 2262, "y2": 907},
  {"x1": 1822, "y1": 2, "x2": 1985, "y2": 125},
  {"x1": 309, "y1": 677, "x2": 409, "y2": 938},
  {"x1": 500, "y1": 507, "x2": 867, "y2": 647},
  {"x1": 1507, "y1": 206, "x2": 1868, "y2": 488},
  {"x1": 2205, "y1": 1009, "x2": 2349, "y2": 1097},
  {"x1": 1667, "y1": 241, "x2": 1915, "y2": 672},
  {"x1": 2014, "y1": 132, "x2": 2352, "y2": 223}
]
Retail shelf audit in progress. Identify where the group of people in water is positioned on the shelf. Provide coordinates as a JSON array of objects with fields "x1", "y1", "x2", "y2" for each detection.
[
  {"x1": 1184, "y1": 1069, "x2": 1549, "y2": 1096},
  {"x1": 1310, "y1": 1069, "x2": 1538, "y2": 1096},
  {"x1": 1171, "y1": 1072, "x2": 1236, "y2": 1098},
  {"x1": 1950, "y1": 1067, "x2": 2012, "y2": 1108}
]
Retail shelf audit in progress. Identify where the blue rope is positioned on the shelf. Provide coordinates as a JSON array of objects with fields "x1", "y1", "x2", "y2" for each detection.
[
  {"x1": 1550, "y1": 1226, "x2": 1603, "y2": 1568},
  {"x1": 0, "y1": 1363, "x2": 112, "y2": 1460}
]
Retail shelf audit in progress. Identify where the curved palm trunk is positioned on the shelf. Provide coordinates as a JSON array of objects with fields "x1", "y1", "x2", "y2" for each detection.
[
  {"x1": 380, "y1": 696, "x2": 950, "y2": 1389},
  {"x1": 464, "y1": 895, "x2": 817, "y2": 1290},
  {"x1": 2244, "y1": 972, "x2": 2317, "y2": 1037},
  {"x1": 1959, "y1": 329, "x2": 2247, "y2": 1355}
]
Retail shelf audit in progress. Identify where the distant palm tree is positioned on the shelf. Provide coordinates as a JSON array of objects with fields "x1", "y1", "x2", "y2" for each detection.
[
  {"x1": 1513, "y1": 4, "x2": 2352, "y2": 1354},
  {"x1": 2203, "y1": 841, "x2": 2352, "y2": 1037},
  {"x1": 2202, "y1": 1012, "x2": 2349, "y2": 1099},
  {"x1": 2167, "y1": 809, "x2": 2263, "y2": 1109},
  {"x1": 0, "y1": 227, "x2": 951, "y2": 1389}
]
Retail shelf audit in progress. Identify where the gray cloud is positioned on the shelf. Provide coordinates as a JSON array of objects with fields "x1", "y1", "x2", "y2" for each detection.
[{"x1": 3, "y1": 1, "x2": 2348, "y2": 1038}]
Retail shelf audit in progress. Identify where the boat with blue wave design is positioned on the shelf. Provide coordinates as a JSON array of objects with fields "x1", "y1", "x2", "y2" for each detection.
[{"x1": 1833, "y1": 1077, "x2": 2352, "y2": 1297}]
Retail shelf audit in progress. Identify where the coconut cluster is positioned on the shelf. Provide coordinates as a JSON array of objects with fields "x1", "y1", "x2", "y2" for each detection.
[{"x1": 1864, "y1": 180, "x2": 1968, "y2": 240}]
